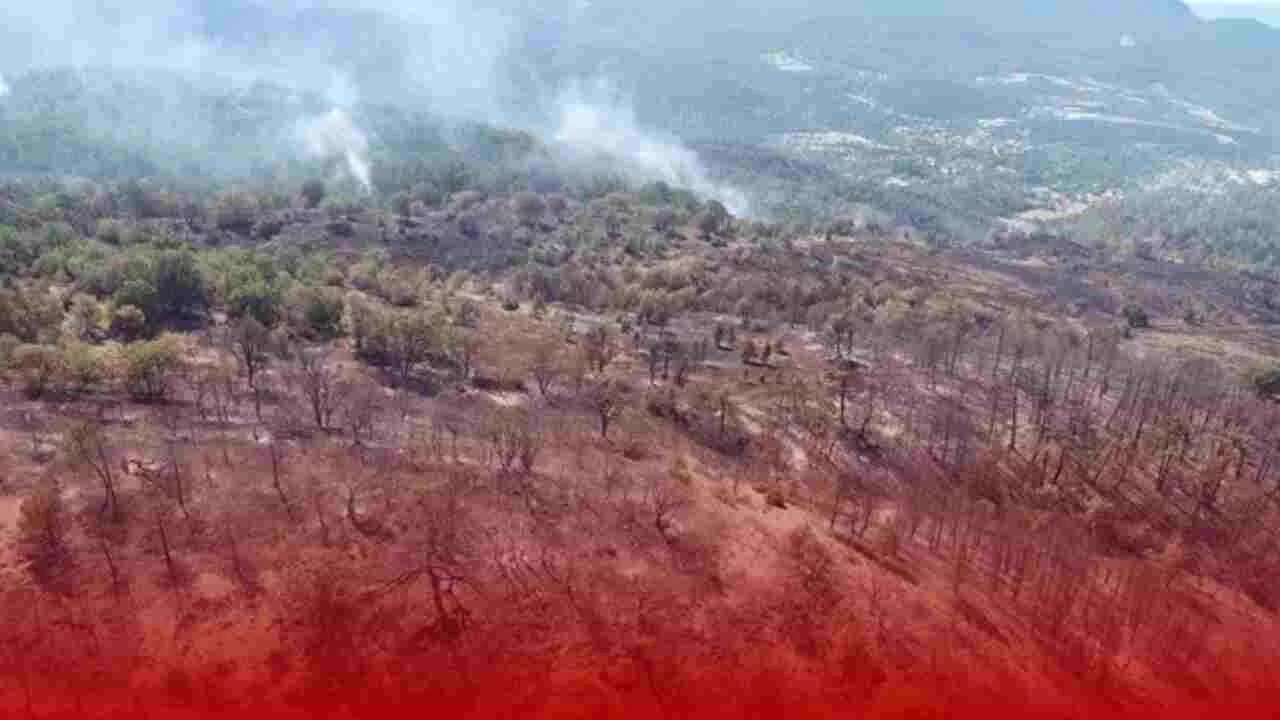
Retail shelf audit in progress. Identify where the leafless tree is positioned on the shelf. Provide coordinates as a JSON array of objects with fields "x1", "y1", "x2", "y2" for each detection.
[
  {"x1": 530, "y1": 337, "x2": 561, "y2": 397},
  {"x1": 587, "y1": 378, "x2": 627, "y2": 439},
  {"x1": 583, "y1": 325, "x2": 617, "y2": 374},
  {"x1": 68, "y1": 416, "x2": 122, "y2": 521},
  {"x1": 340, "y1": 372, "x2": 384, "y2": 445},
  {"x1": 292, "y1": 344, "x2": 342, "y2": 430},
  {"x1": 225, "y1": 317, "x2": 275, "y2": 420},
  {"x1": 16, "y1": 482, "x2": 72, "y2": 589}
]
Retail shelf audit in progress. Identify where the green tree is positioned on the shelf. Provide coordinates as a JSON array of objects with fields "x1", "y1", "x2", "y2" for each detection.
[
  {"x1": 112, "y1": 279, "x2": 159, "y2": 328},
  {"x1": 390, "y1": 310, "x2": 438, "y2": 384},
  {"x1": 152, "y1": 250, "x2": 208, "y2": 322},
  {"x1": 227, "y1": 276, "x2": 281, "y2": 326},
  {"x1": 227, "y1": 317, "x2": 274, "y2": 392},
  {"x1": 120, "y1": 335, "x2": 183, "y2": 402}
]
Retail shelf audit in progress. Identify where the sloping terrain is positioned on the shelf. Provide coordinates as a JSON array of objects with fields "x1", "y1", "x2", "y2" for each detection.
[{"x1": 3, "y1": 178, "x2": 1280, "y2": 716}]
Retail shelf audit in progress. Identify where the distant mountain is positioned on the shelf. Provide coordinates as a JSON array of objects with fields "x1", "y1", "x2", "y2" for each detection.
[
  {"x1": 4, "y1": 0, "x2": 1280, "y2": 226},
  {"x1": 1191, "y1": 3, "x2": 1280, "y2": 27}
]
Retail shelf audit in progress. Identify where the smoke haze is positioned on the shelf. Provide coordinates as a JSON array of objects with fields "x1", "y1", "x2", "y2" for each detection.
[
  {"x1": 0, "y1": 0, "x2": 747, "y2": 211},
  {"x1": 554, "y1": 83, "x2": 752, "y2": 216},
  {"x1": 299, "y1": 108, "x2": 373, "y2": 194}
]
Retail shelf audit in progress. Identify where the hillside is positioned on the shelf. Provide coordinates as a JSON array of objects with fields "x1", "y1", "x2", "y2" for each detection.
[
  {"x1": 3, "y1": 169, "x2": 1280, "y2": 716},
  {"x1": 6, "y1": 3, "x2": 1280, "y2": 718},
  {"x1": 6, "y1": 1, "x2": 1280, "y2": 250}
]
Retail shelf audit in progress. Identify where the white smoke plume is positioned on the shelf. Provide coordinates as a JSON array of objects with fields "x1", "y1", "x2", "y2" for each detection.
[
  {"x1": 299, "y1": 108, "x2": 373, "y2": 194},
  {"x1": 553, "y1": 86, "x2": 751, "y2": 217},
  {"x1": 0, "y1": 73, "x2": 9, "y2": 98},
  {"x1": 0, "y1": 2, "x2": 757, "y2": 213}
]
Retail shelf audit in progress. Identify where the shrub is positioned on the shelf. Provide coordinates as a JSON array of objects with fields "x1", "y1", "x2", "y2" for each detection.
[
  {"x1": 1251, "y1": 366, "x2": 1280, "y2": 400},
  {"x1": 213, "y1": 191, "x2": 260, "y2": 233},
  {"x1": 65, "y1": 294, "x2": 102, "y2": 340},
  {"x1": 301, "y1": 179, "x2": 327, "y2": 209},
  {"x1": 109, "y1": 249, "x2": 208, "y2": 328},
  {"x1": 227, "y1": 277, "x2": 281, "y2": 326},
  {"x1": 119, "y1": 335, "x2": 183, "y2": 402},
  {"x1": 95, "y1": 218, "x2": 123, "y2": 245},
  {"x1": 546, "y1": 194, "x2": 568, "y2": 218},
  {"x1": 448, "y1": 190, "x2": 485, "y2": 213},
  {"x1": 110, "y1": 304, "x2": 149, "y2": 342},
  {"x1": 0, "y1": 333, "x2": 19, "y2": 365},
  {"x1": 151, "y1": 250, "x2": 208, "y2": 321},
  {"x1": 454, "y1": 298, "x2": 480, "y2": 327},
  {"x1": 17, "y1": 485, "x2": 72, "y2": 587},
  {"x1": 63, "y1": 342, "x2": 106, "y2": 393},
  {"x1": 1121, "y1": 303, "x2": 1149, "y2": 329},
  {"x1": 653, "y1": 208, "x2": 678, "y2": 234},
  {"x1": 288, "y1": 286, "x2": 345, "y2": 341},
  {"x1": 390, "y1": 191, "x2": 413, "y2": 217},
  {"x1": 511, "y1": 192, "x2": 546, "y2": 227},
  {"x1": 112, "y1": 278, "x2": 159, "y2": 323},
  {"x1": 10, "y1": 344, "x2": 64, "y2": 398}
]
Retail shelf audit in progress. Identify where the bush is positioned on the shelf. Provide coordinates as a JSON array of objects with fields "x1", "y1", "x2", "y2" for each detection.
[
  {"x1": 653, "y1": 208, "x2": 678, "y2": 234},
  {"x1": 213, "y1": 191, "x2": 259, "y2": 233},
  {"x1": 151, "y1": 250, "x2": 208, "y2": 322},
  {"x1": 65, "y1": 294, "x2": 102, "y2": 340},
  {"x1": 390, "y1": 191, "x2": 413, "y2": 217},
  {"x1": 110, "y1": 249, "x2": 208, "y2": 328},
  {"x1": 288, "y1": 286, "x2": 345, "y2": 341},
  {"x1": 471, "y1": 371, "x2": 526, "y2": 393},
  {"x1": 1251, "y1": 366, "x2": 1280, "y2": 400},
  {"x1": 454, "y1": 298, "x2": 480, "y2": 327},
  {"x1": 63, "y1": 342, "x2": 106, "y2": 393},
  {"x1": 112, "y1": 278, "x2": 159, "y2": 323},
  {"x1": 449, "y1": 191, "x2": 485, "y2": 213},
  {"x1": 10, "y1": 344, "x2": 64, "y2": 398},
  {"x1": 110, "y1": 304, "x2": 149, "y2": 341},
  {"x1": 95, "y1": 218, "x2": 123, "y2": 245},
  {"x1": 301, "y1": 179, "x2": 327, "y2": 209},
  {"x1": 511, "y1": 192, "x2": 546, "y2": 227},
  {"x1": 327, "y1": 219, "x2": 354, "y2": 238},
  {"x1": 228, "y1": 277, "x2": 281, "y2": 326},
  {"x1": 119, "y1": 335, "x2": 183, "y2": 402},
  {"x1": 17, "y1": 485, "x2": 72, "y2": 587},
  {"x1": 1121, "y1": 304, "x2": 1150, "y2": 329},
  {"x1": 0, "y1": 287, "x2": 60, "y2": 342},
  {"x1": 0, "y1": 333, "x2": 19, "y2": 365}
]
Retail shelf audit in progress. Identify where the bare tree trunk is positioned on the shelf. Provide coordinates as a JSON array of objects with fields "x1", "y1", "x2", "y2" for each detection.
[
  {"x1": 1007, "y1": 345, "x2": 1023, "y2": 453},
  {"x1": 269, "y1": 442, "x2": 296, "y2": 520},
  {"x1": 156, "y1": 511, "x2": 177, "y2": 587},
  {"x1": 99, "y1": 536, "x2": 122, "y2": 597},
  {"x1": 225, "y1": 523, "x2": 253, "y2": 590}
]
